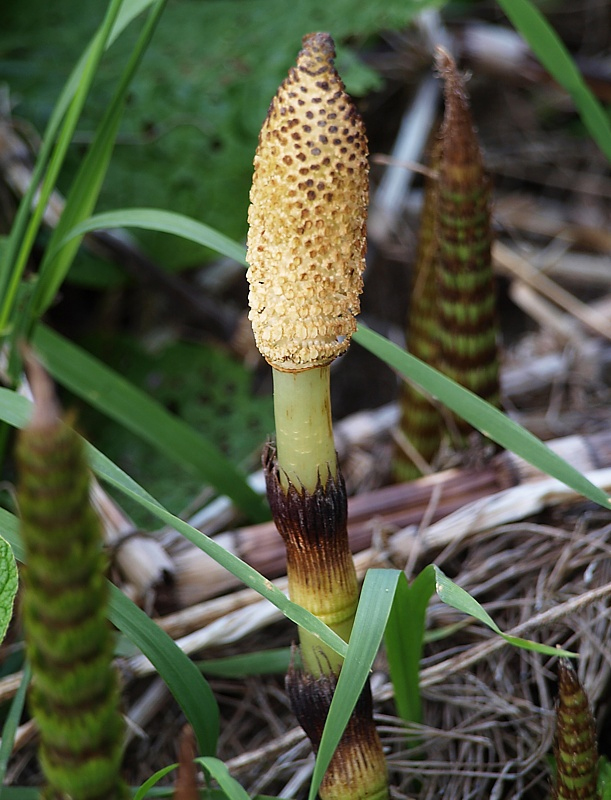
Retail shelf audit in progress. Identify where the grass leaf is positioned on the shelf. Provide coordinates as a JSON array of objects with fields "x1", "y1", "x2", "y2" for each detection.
[
  {"x1": 385, "y1": 566, "x2": 435, "y2": 724},
  {"x1": 353, "y1": 324, "x2": 611, "y2": 511},
  {"x1": 309, "y1": 569, "x2": 402, "y2": 800},
  {"x1": 496, "y1": 0, "x2": 611, "y2": 162},
  {"x1": 58, "y1": 208, "x2": 248, "y2": 266},
  {"x1": 0, "y1": 388, "x2": 348, "y2": 662},
  {"x1": 433, "y1": 566, "x2": 575, "y2": 657},
  {"x1": 0, "y1": 663, "x2": 31, "y2": 785},
  {"x1": 31, "y1": 324, "x2": 268, "y2": 522},
  {"x1": 133, "y1": 763, "x2": 178, "y2": 800},
  {"x1": 196, "y1": 758, "x2": 251, "y2": 800},
  {"x1": 32, "y1": 2, "x2": 168, "y2": 320},
  {"x1": 0, "y1": 497, "x2": 219, "y2": 757}
]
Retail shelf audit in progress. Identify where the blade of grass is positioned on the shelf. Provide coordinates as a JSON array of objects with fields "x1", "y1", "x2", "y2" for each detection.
[
  {"x1": 31, "y1": 324, "x2": 268, "y2": 522},
  {"x1": 197, "y1": 648, "x2": 293, "y2": 678},
  {"x1": 58, "y1": 208, "x2": 248, "y2": 266},
  {"x1": 133, "y1": 764, "x2": 178, "y2": 800},
  {"x1": 0, "y1": 0, "x2": 124, "y2": 336},
  {"x1": 496, "y1": 0, "x2": 611, "y2": 162},
  {"x1": 0, "y1": 498, "x2": 219, "y2": 756},
  {"x1": 0, "y1": 387, "x2": 348, "y2": 661},
  {"x1": 384, "y1": 566, "x2": 435, "y2": 725},
  {"x1": 30, "y1": 1, "x2": 169, "y2": 321},
  {"x1": 0, "y1": 0, "x2": 158, "y2": 331},
  {"x1": 433, "y1": 565, "x2": 575, "y2": 657},
  {"x1": 0, "y1": 663, "x2": 31, "y2": 784},
  {"x1": 353, "y1": 323, "x2": 611, "y2": 511},
  {"x1": 196, "y1": 758, "x2": 251, "y2": 800},
  {"x1": 309, "y1": 568, "x2": 402, "y2": 800},
  {"x1": 108, "y1": 585, "x2": 219, "y2": 755}
]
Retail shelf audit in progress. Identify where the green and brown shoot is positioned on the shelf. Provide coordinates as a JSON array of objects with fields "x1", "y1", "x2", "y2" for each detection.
[
  {"x1": 16, "y1": 361, "x2": 126, "y2": 800},
  {"x1": 247, "y1": 32, "x2": 387, "y2": 800}
]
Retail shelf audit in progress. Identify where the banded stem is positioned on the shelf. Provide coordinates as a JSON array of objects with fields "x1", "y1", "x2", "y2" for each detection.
[
  {"x1": 395, "y1": 139, "x2": 443, "y2": 480},
  {"x1": 552, "y1": 659, "x2": 599, "y2": 800},
  {"x1": 434, "y1": 48, "x2": 501, "y2": 444},
  {"x1": 16, "y1": 363, "x2": 126, "y2": 800},
  {"x1": 246, "y1": 32, "x2": 387, "y2": 800}
]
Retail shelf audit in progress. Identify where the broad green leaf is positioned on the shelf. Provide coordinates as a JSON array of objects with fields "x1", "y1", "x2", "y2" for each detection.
[
  {"x1": 59, "y1": 208, "x2": 248, "y2": 266},
  {"x1": 0, "y1": 536, "x2": 18, "y2": 647},
  {"x1": 0, "y1": 663, "x2": 31, "y2": 785},
  {"x1": 31, "y1": 324, "x2": 268, "y2": 522},
  {"x1": 496, "y1": 0, "x2": 611, "y2": 162},
  {"x1": 309, "y1": 569, "x2": 402, "y2": 800},
  {"x1": 353, "y1": 324, "x2": 611, "y2": 511},
  {"x1": 32, "y1": 1, "x2": 168, "y2": 319},
  {"x1": 196, "y1": 757, "x2": 251, "y2": 800},
  {"x1": 599, "y1": 757, "x2": 611, "y2": 800},
  {"x1": 433, "y1": 566, "x2": 575, "y2": 658},
  {"x1": 385, "y1": 566, "x2": 435, "y2": 725}
]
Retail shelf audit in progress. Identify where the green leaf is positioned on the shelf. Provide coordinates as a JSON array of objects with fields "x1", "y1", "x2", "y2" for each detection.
[
  {"x1": 353, "y1": 324, "x2": 611, "y2": 511},
  {"x1": 58, "y1": 208, "x2": 248, "y2": 266},
  {"x1": 385, "y1": 566, "x2": 435, "y2": 724},
  {"x1": 0, "y1": 663, "x2": 31, "y2": 785},
  {"x1": 599, "y1": 756, "x2": 611, "y2": 800},
  {"x1": 108, "y1": 585, "x2": 219, "y2": 756},
  {"x1": 0, "y1": 536, "x2": 18, "y2": 647},
  {"x1": 0, "y1": 498, "x2": 219, "y2": 756},
  {"x1": 433, "y1": 566, "x2": 575, "y2": 658},
  {"x1": 0, "y1": 389, "x2": 348, "y2": 663},
  {"x1": 197, "y1": 648, "x2": 293, "y2": 678},
  {"x1": 196, "y1": 757, "x2": 251, "y2": 800},
  {"x1": 31, "y1": 324, "x2": 268, "y2": 522},
  {"x1": 309, "y1": 569, "x2": 402, "y2": 800},
  {"x1": 0, "y1": 0, "x2": 124, "y2": 336},
  {"x1": 496, "y1": 0, "x2": 611, "y2": 162},
  {"x1": 133, "y1": 763, "x2": 178, "y2": 800},
  {"x1": 31, "y1": 2, "x2": 168, "y2": 319}
]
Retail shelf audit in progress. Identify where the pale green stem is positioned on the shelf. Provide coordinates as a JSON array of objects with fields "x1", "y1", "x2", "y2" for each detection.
[{"x1": 272, "y1": 366, "x2": 337, "y2": 493}]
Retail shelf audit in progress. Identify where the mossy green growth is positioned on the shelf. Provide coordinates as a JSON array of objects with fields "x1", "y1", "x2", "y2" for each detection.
[{"x1": 16, "y1": 390, "x2": 127, "y2": 800}]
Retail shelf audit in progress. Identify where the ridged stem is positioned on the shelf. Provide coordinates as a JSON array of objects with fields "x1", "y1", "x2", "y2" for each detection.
[
  {"x1": 273, "y1": 366, "x2": 336, "y2": 493},
  {"x1": 395, "y1": 139, "x2": 443, "y2": 480},
  {"x1": 16, "y1": 366, "x2": 126, "y2": 800}
]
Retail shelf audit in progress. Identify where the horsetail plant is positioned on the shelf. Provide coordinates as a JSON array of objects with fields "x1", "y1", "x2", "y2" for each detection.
[
  {"x1": 247, "y1": 32, "x2": 387, "y2": 800},
  {"x1": 552, "y1": 659, "x2": 599, "y2": 800},
  {"x1": 433, "y1": 48, "x2": 502, "y2": 445},
  {"x1": 394, "y1": 139, "x2": 443, "y2": 481},
  {"x1": 16, "y1": 359, "x2": 127, "y2": 800}
]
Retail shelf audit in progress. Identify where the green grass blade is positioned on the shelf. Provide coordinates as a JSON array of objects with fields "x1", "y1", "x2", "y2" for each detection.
[
  {"x1": 0, "y1": 0, "x2": 158, "y2": 335},
  {"x1": 0, "y1": 0, "x2": 124, "y2": 336},
  {"x1": 496, "y1": 0, "x2": 611, "y2": 162},
  {"x1": 196, "y1": 758, "x2": 251, "y2": 800},
  {"x1": 353, "y1": 324, "x2": 611, "y2": 511},
  {"x1": 384, "y1": 566, "x2": 435, "y2": 725},
  {"x1": 133, "y1": 763, "x2": 178, "y2": 800},
  {"x1": 0, "y1": 388, "x2": 348, "y2": 662},
  {"x1": 31, "y1": 324, "x2": 268, "y2": 522},
  {"x1": 197, "y1": 649, "x2": 293, "y2": 678},
  {"x1": 0, "y1": 662, "x2": 31, "y2": 785},
  {"x1": 433, "y1": 566, "x2": 575, "y2": 657},
  {"x1": 59, "y1": 208, "x2": 248, "y2": 266},
  {"x1": 108, "y1": 585, "x2": 219, "y2": 755},
  {"x1": 32, "y1": 1, "x2": 168, "y2": 319},
  {"x1": 309, "y1": 568, "x2": 401, "y2": 800},
  {"x1": 0, "y1": 497, "x2": 219, "y2": 757}
]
